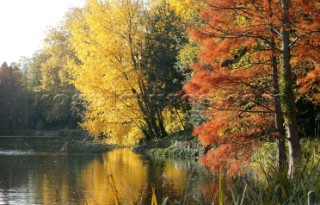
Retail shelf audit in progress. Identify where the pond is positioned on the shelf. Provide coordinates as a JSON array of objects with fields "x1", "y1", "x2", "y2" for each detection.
[{"x1": 0, "y1": 139, "x2": 211, "y2": 205}]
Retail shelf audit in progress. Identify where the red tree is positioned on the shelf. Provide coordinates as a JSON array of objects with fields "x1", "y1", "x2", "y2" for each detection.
[{"x1": 184, "y1": 0, "x2": 320, "y2": 175}]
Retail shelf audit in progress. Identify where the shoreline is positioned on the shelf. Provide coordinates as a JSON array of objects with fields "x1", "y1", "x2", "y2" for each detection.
[
  {"x1": 0, "y1": 137, "x2": 115, "y2": 154},
  {"x1": 132, "y1": 135, "x2": 205, "y2": 159}
]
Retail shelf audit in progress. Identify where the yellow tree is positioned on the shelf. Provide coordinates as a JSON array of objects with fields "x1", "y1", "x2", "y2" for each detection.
[
  {"x1": 38, "y1": 26, "x2": 79, "y2": 123},
  {"x1": 164, "y1": 0, "x2": 199, "y2": 21},
  {"x1": 66, "y1": 0, "x2": 145, "y2": 145}
]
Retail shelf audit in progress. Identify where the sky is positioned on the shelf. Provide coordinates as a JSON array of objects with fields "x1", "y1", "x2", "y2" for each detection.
[{"x1": 0, "y1": 0, "x2": 85, "y2": 65}]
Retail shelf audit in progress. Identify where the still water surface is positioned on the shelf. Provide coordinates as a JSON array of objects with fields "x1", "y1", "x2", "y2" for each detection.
[{"x1": 0, "y1": 145, "x2": 210, "y2": 204}]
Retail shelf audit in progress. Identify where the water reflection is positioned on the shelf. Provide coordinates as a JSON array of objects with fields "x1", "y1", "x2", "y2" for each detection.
[
  {"x1": 80, "y1": 149, "x2": 148, "y2": 204},
  {"x1": 0, "y1": 148, "x2": 209, "y2": 205}
]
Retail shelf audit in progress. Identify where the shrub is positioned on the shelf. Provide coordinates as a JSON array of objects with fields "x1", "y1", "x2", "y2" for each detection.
[
  {"x1": 57, "y1": 129, "x2": 68, "y2": 137},
  {"x1": 68, "y1": 129, "x2": 82, "y2": 140}
]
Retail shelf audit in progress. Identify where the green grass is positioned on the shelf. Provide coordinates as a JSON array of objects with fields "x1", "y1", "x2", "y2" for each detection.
[{"x1": 203, "y1": 139, "x2": 320, "y2": 205}]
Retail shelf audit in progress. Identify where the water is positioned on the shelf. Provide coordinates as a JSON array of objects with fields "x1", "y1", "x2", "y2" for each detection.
[{"x1": 0, "y1": 141, "x2": 210, "y2": 205}]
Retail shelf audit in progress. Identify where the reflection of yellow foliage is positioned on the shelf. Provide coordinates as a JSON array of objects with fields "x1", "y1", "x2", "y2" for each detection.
[
  {"x1": 41, "y1": 167, "x2": 71, "y2": 205},
  {"x1": 163, "y1": 159, "x2": 188, "y2": 192},
  {"x1": 42, "y1": 176, "x2": 52, "y2": 205},
  {"x1": 20, "y1": 150, "x2": 204, "y2": 204},
  {"x1": 80, "y1": 149, "x2": 148, "y2": 205},
  {"x1": 151, "y1": 184, "x2": 158, "y2": 205}
]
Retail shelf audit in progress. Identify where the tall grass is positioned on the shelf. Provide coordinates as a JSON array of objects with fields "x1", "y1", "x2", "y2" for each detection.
[
  {"x1": 202, "y1": 139, "x2": 320, "y2": 205},
  {"x1": 104, "y1": 159, "x2": 319, "y2": 204}
]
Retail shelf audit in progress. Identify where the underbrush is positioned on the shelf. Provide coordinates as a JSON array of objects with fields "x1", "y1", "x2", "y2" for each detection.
[
  {"x1": 148, "y1": 146, "x2": 204, "y2": 158},
  {"x1": 203, "y1": 159, "x2": 320, "y2": 204},
  {"x1": 205, "y1": 138, "x2": 320, "y2": 205},
  {"x1": 132, "y1": 129, "x2": 196, "y2": 155},
  {"x1": 252, "y1": 138, "x2": 320, "y2": 165}
]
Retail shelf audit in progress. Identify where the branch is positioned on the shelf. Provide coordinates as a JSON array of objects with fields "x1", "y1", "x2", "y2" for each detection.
[{"x1": 212, "y1": 107, "x2": 277, "y2": 114}]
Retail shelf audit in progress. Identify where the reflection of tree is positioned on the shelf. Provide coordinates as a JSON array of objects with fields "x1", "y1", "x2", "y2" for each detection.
[
  {"x1": 39, "y1": 154, "x2": 103, "y2": 205},
  {"x1": 0, "y1": 167, "x2": 10, "y2": 205},
  {"x1": 145, "y1": 156, "x2": 208, "y2": 203},
  {"x1": 0, "y1": 148, "x2": 210, "y2": 204},
  {"x1": 0, "y1": 152, "x2": 97, "y2": 205},
  {"x1": 80, "y1": 149, "x2": 148, "y2": 205},
  {"x1": 144, "y1": 155, "x2": 166, "y2": 203}
]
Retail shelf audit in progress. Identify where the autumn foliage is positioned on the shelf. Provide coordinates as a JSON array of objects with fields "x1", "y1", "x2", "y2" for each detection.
[
  {"x1": 1, "y1": 0, "x2": 318, "y2": 177},
  {"x1": 183, "y1": 0, "x2": 320, "y2": 175}
]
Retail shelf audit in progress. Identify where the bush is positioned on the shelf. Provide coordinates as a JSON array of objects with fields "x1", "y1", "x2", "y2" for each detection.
[
  {"x1": 252, "y1": 139, "x2": 320, "y2": 165},
  {"x1": 301, "y1": 138, "x2": 320, "y2": 158},
  {"x1": 202, "y1": 155, "x2": 320, "y2": 205},
  {"x1": 68, "y1": 130, "x2": 82, "y2": 139},
  {"x1": 35, "y1": 119, "x2": 45, "y2": 130},
  {"x1": 57, "y1": 129, "x2": 68, "y2": 137},
  {"x1": 252, "y1": 142, "x2": 278, "y2": 165}
]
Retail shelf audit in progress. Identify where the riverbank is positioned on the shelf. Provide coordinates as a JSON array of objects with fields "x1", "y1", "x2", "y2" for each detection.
[
  {"x1": 0, "y1": 136, "x2": 115, "y2": 153},
  {"x1": 44, "y1": 140, "x2": 116, "y2": 153},
  {"x1": 132, "y1": 131, "x2": 205, "y2": 159}
]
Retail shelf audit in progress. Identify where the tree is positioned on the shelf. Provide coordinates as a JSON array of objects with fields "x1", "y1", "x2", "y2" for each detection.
[
  {"x1": 184, "y1": 0, "x2": 320, "y2": 175},
  {"x1": 0, "y1": 63, "x2": 24, "y2": 134},
  {"x1": 136, "y1": 0, "x2": 189, "y2": 140},
  {"x1": 22, "y1": 26, "x2": 80, "y2": 129},
  {"x1": 66, "y1": 0, "x2": 145, "y2": 145},
  {"x1": 38, "y1": 26, "x2": 79, "y2": 126},
  {"x1": 66, "y1": 0, "x2": 190, "y2": 144},
  {"x1": 165, "y1": 0, "x2": 200, "y2": 21},
  {"x1": 296, "y1": 62, "x2": 320, "y2": 138},
  {"x1": 278, "y1": 0, "x2": 319, "y2": 175}
]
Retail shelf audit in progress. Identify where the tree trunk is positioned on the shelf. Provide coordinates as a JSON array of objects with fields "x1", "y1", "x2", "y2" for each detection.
[
  {"x1": 269, "y1": 0, "x2": 287, "y2": 172},
  {"x1": 156, "y1": 108, "x2": 166, "y2": 138},
  {"x1": 271, "y1": 47, "x2": 287, "y2": 172},
  {"x1": 280, "y1": 0, "x2": 301, "y2": 177},
  {"x1": 135, "y1": 80, "x2": 168, "y2": 140}
]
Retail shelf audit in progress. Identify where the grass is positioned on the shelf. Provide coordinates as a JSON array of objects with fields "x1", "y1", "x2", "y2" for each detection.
[{"x1": 202, "y1": 139, "x2": 320, "y2": 205}]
